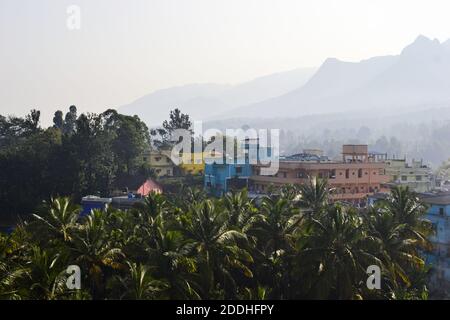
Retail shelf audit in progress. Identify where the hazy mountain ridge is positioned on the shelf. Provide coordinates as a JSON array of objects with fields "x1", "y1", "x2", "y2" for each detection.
[
  {"x1": 121, "y1": 35, "x2": 450, "y2": 124},
  {"x1": 120, "y1": 67, "x2": 317, "y2": 126},
  {"x1": 119, "y1": 35, "x2": 450, "y2": 165},
  {"x1": 224, "y1": 35, "x2": 450, "y2": 119},
  {"x1": 120, "y1": 83, "x2": 231, "y2": 126}
]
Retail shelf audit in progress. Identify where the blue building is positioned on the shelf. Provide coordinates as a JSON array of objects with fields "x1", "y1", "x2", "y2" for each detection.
[
  {"x1": 204, "y1": 138, "x2": 274, "y2": 196},
  {"x1": 204, "y1": 160, "x2": 252, "y2": 197},
  {"x1": 367, "y1": 192, "x2": 389, "y2": 207},
  {"x1": 421, "y1": 193, "x2": 450, "y2": 296},
  {"x1": 81, "y1": 196, "x2": 112, "y2": 216}
]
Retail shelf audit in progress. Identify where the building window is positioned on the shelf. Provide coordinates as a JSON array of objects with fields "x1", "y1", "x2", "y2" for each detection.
[
  {"x1": 439, "y1": 207, "x2": 444, "y2": 216},
  {"x1": 236, "y1": 167, "x2": 242, "y2": 174},
  {"x1": 358, "y1": 169, "x2": 363, "y2": 178},
  {"x1": 401, "y1": 176, "x2": 407, "y2": 181},
  {"x1": 143, "y1": 157, "x2": 147, "y2": 162},
  {"x1": 416, "y1": 175, "x2": 422, "y2": 181},
  {"x1": 155, "y1": 157, "x2": 161, "y2": 162},
  {"x1": 297, "y1": 170, "x2": 307, "y2": 178},
  {"x1": 345, "y1": 169, "x2": 349, "y2": 179},
  {"x1": 283, "y1": 172, "x2": 287, "y2": 178},
  {"x1": 166, "y1": 169, "x2": 171, "y2": 175},
  {"x1": 330, "y1": 170, "x2": 336, "y2": 179}
]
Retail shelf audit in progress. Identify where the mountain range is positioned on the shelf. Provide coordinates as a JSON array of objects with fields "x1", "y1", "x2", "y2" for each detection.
[
  {"x1": 223, "y1": 35, "x2": 450, "y2": 119},
  {"x1": 120, "y1": 35, "x2": 450, "y2": 126},
  {"x1": 119, "y1": 67, "x2": 316, "y2": 126}
]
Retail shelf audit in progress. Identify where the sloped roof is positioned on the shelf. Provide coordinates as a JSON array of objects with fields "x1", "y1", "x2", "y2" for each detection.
[{"x1": 137, "y1": 179, "x2": 162, "y2": 196}]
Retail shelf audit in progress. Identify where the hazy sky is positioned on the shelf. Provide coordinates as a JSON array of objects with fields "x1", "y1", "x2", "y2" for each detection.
[{"x1": 1, "y1": 0, "x2": 450, "y2": 125}]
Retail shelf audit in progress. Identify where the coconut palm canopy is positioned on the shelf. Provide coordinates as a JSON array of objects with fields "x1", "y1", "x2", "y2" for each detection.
[{"x1": 0, "y1": 184, "x2": 432, "y2": 300}]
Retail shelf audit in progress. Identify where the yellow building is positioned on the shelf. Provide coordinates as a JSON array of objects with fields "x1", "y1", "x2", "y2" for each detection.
[
  {"x1": 180, "y1": 151, "x2": 222, "y2": 176},
  {"x1": 142, "y1": 149, "x2": 175, "y2": 177}
]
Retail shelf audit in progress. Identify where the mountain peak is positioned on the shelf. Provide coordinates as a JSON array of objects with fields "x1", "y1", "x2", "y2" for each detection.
[
  {"x1": 401, "y1": 35, "x2": 442, "y2": 57},
  {"x1": 323, "y1": 57, "x2": 342, "y2": 65},
  {"x1": 415, "y1": 34, "x2": 434, "y2": 43}
]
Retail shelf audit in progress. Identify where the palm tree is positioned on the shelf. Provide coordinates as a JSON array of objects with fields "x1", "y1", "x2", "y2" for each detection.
[
  {"x1": 222, "y1": 189, "x2": 256, "y2": 230},
  {"x1": 298, "y1": 178, "x2": 333, "y2": 215},
  {"x1": 32, "y1": 197, "x2": 80, "y2": 242},
  {"x1": 0, "y1": 226, "x2": 34, "y2": 299},
  {"x1": 131, "y1": 193, "x2": 172, "y2": 252},
  {"x1": 296, "y1": 204, "x2": 380, "y2": 299},
  {"x1": 176, "y1": 186, "x2": 206, "y2": 210},
  {"x1": 134, "y1": 192, "x2": 168, "y2": 222},
  {"x1": 146, "y1": 222, "x2": 201, "y2": 299},
  {"x1": 366, "y1": 207, "x2": 426, "y2": 291},
  {"x1": 365, "y1": 188, "x2": 432, "y2": 294},
  {"x1": 180, "y1": 199, "x2": 253, "y2": 299},
  {"x1": 251, "y1": 196, "x2": 303, "y2": 257},
  {"x1": 0, "y1": 185, "x2": 434, "y2": 300},
  {"x1": 20, "y1": 246, "x2": 68, "y2": 300},
  {"x1": 240, "y1": 195, "x2": 303, "y2": 299},
  {"x1": 383, "y1": 186, "x2": 432, "y2": 245},
  {"x1": 70, "y1": 209, "x2": 125, "y2": 299},
  {"x1": 119, "y1": 262, "x2": 168, "y2": 299}
]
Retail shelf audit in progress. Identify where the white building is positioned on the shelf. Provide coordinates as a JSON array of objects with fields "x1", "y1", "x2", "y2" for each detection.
[{"x1": 385, "y1": 158, "x2": 433, "y2": 193}]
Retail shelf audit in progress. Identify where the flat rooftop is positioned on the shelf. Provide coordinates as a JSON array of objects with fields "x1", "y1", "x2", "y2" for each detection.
[{"x1": 421, "y1": 194, "x2": 450, "y2": 205}]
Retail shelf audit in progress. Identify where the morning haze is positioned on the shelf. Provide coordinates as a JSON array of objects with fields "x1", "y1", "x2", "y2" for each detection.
[
  {"x1": 2, "y1": 0, "x2": 450, "y2": 302},
  {"x1": 2, "y1": 0, "x2": 450, "y2": 125}
]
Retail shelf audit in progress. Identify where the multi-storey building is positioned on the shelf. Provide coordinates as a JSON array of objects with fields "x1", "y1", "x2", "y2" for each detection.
[
  {"x1": 420, "y1": 193, "x2": 450, "y2": 297},
  {"x1": 142, "y1": 149, "x2": 175, "y2": 177},
  {"x1": 385, "y1": 158, "x2": 433, "y2": 193},
  {"x1": 204, "y1": 138, "x2": 273, "y2": 196},
  {"x1": 251, "y1": 145, "x2": 390, "y2": 206}
]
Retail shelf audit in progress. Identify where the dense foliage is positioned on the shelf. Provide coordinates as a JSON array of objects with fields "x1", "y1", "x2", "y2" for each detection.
[
  {"x1": 0, "y1": 183, "x2": 432, "y2": 300},
  {"x1": 0, "y1": 107, "x2": 150, "y2": 217}
]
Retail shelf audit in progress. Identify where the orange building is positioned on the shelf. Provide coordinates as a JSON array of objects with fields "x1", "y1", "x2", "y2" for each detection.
[{"x1": 251, "y1": 145, "x2": 390, "y2": 206}]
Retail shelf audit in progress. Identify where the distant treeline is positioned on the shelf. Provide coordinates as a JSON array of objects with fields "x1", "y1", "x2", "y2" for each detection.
[
  {"x1": 205, "y1": 108, "x2": 450, "y2": 168},
  {"x1": 279, "y1": 124, "x2": 450, "y2": 168},
  {"x1": 0, "y1": 107, "x2": 151, "y2": 217}
]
